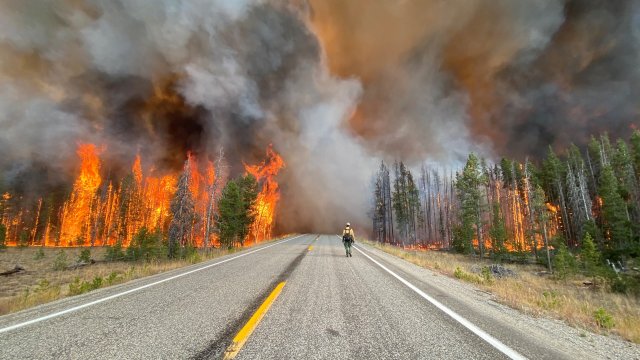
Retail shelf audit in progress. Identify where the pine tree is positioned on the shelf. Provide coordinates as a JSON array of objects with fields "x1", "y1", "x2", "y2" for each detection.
[
  {"x1": 168, "y1": 158, "x2": 196, "y2": 258},
  {"x1": 598, "y1": 165, "x2": 631, "y2": 250},
  {"x1": 531, "y1": 185, "x2": 552, "y2": 271},
  {"x1": 217, "y1": 180, "x2": 242, "y2": 249},
  {"x1": 488, "y1": 202, "x2": 507, "y2": 259},
  {"x1": 373, "y1": 161, "x2": 394, "y2": 244},
  {"x1": 629, "y1": 130, "x2": 640, "y2": 180},
  {"x1": 455, "y1": 153, "x2": 487, "y2": 256},
  {"x1": 542, "y1": 147, "x2": 572, "y2": 244},
  {"x1": 237, "y1": 174, "x2": 259, "y2": 245},
  {"x1": 500, "y1": 158, "x2": 513, "y2": 188},
  {"x1": 392, "y1": 162, "x2": 410, "y2": 243},
  {"x1": 372, "y1": 169, "x2": 385, "y2": 243},
  {"x1": 406, "y1": 168, "x2": 421, "y2": 243},
  {"x1": 553, "y1": 241, "x2": 576, "y2": 279},
  {"x1": 217, "y1": 175, "x2": 258, "y2": 248},
  {"x1": 581, "y1": 232, "x2": 601, "y2": 275},
  {"x1": 613, "y1": 140, "x2": 639, "y2": 226}
]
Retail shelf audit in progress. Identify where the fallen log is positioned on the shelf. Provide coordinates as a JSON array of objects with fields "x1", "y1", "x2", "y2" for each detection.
[
  {"x1": 0, "y1": 265, "x2": 25, "y2": 276},
  {"x1": 66, "y1": 259, "x2": 96, "y2": 270}
]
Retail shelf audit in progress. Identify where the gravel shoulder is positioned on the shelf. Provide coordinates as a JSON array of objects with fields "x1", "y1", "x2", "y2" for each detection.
[{"x1": 357, "y1": 241, "x2": 640, "y2": 360}]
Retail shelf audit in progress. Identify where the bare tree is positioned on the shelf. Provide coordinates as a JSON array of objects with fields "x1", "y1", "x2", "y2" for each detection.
[{"x1": 204, "y1": 147, "x2": 227, "y2": 250}]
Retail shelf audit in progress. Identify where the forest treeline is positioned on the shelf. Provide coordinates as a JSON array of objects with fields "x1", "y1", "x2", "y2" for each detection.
[
  {"x1": 372, "y1": 131, "x2": 640, "y2": 294},
  {"x1": 0, "y1": 151, "x2": 263, "y2": 259}
]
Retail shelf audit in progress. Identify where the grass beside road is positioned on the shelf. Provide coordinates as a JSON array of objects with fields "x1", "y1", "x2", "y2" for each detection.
[
  {"x1": 364, "y1": 240, "x2": 640, "y2": 344},
  {"x1": 0, "y1": 236, "x2": 293, "y2": 316}
]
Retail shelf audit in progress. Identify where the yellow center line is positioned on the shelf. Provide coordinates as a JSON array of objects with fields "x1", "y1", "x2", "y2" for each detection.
[
  {"x1": 308, "y1": 245, "x2": 313, "y2": 251},
  {"x1": 223, "y1": 281, "x2": 286, "y2": 359}
]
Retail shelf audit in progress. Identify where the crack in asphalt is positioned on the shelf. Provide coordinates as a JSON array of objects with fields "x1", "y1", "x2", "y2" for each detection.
[{"x1": 192, "y1": 235, "x2": 319, "y2": 360}]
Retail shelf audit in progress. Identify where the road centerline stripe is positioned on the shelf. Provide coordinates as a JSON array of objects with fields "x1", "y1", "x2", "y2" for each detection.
[
  {"x1": 0, "y1": 234, "x2": 306, "y2": 335},
  {"x1": 223, "y1": 281, "x2": 286, "y2": 360},
  {"x1": 345, "y1": 238, "x2": 526, "y2": 360}
]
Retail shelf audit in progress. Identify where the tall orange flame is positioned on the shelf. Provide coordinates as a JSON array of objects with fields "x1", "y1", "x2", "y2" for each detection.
[
  {"x1": 59, "y1": 144, "x2": 102, "y2": 246},
  {"x1": 245, "y1": 145, "x2": 285, "y2": 244},
  {"x1": 1, "y1": 143, "x2": 287, "y2": 248}
]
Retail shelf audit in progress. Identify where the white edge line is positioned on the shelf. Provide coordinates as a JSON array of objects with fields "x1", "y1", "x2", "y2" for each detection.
[
  {"x1": 342, "y1": 236, "x2": 527, "y2": 360},
  {"x1": 0, "y1": 234, "x2": 307, "y2": 334}
]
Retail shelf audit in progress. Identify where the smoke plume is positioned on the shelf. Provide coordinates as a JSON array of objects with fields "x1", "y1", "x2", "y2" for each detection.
[{"x1": 1, "y1": 0, "x2": 639, "y2": 233}]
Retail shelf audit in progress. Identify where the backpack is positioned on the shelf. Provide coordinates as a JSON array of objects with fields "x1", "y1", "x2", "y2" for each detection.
[{"x1": 343, "y1": 229, "x2": 353, "y2": 243}]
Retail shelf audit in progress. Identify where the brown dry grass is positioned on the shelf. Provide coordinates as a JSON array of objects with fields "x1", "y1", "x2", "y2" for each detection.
[
  {"x1": 364, "y1": 240, "x2": 640, "y2": 343},
  {"x1": 0, "y1": 236, "x2": 292, "y2": 316}
]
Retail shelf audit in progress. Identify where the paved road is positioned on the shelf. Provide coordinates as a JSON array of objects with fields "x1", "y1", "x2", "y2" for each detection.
[{"x1": 0, "y1": 234, "x2": 627, "y2": 359}]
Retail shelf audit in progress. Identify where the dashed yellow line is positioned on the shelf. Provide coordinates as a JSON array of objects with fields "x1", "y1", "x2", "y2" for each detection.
[
  {"x1": 308, "y1": 245, "x2": 313, "y2": 251},
  {"x1": 223, "y1": 282, "x2": 286, "y2": 359}
]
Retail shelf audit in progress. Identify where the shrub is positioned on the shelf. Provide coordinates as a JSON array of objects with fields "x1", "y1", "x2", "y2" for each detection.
[
  {"x1": 34, "y1": 248, "x2": 45, "y2": 260},
  {"x1": 68, "y1": 277, "x2": 84, "y2": 295},
  {"x1": 18, "y1": 231, "x2": 29, "y2": 248},
  {"x1": 0, "y1": 223, "x2": 6, "y2": 250},
  {"x1": 105, "y1": 241, "x2": 125, "y2": 261},
  {"x1": 553, "y1": 242, "x2": 576, "y2": 279},
  {"x1": 106, "y1": 271, "x2": 119, "y2": 285},
  {"x1": 35, "y1": 279, "x2": 50, "y2": 292},
  {"x1": 181, "y1": 245, "x2": 199, "y2": 262},
  {"x1": 610, "y1": 276, "x2": 628, "y2": 294},
  {"x1": 78, "y1": 249, "x2": 92, "y2": 263},
  {"x1": 53, "y1": 250, "x2": 68, "y2": 271},
  {"x1": 610, "y1": 274, "x2": 640, "y2": 296},
  {"x1": 91, "y1": 276, "x2": 102, "y2": 289},
  {"x1": 593, "y1": 307, "x2": 615, "y2": 329},
  {"x1": 537, "y1": 290, "x2": 562, "y2": 310},
  {"x1": 68, "y1": 276, "x2": 104, "y2": 296},
  {"x1": 481, "y1": 266, "x2": 494, "y2": 284},
  {"x1": 126, "y1": 228, "x2": 166, "y2": 261},
  {"x1": 580, "y1": 233, "x2": 602, "y2": 275},
  {"x1": 454, "y1": 266, "x2": 483, "y2": 284}
]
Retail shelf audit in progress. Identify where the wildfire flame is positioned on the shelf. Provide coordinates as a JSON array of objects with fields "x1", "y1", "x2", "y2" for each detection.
[
  {"x1": 245, "y1": 145, "x2": 285, "y2": 244},
  {"x1": 545, "y1": 202, "x2": 558, "y2": 213},
  {"x1": 59, "y1": 144, "x2": 102, "y2": 246},
  {"x1": 1, "y1": 143, "x2": 286, "y2": 248}
]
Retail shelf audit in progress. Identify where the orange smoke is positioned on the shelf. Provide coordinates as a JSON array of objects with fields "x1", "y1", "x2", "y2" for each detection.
[{"x1": 245, "y1": 145, "x2": 285, "y2": 244}]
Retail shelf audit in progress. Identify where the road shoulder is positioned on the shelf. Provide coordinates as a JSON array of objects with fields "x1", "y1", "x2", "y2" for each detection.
[{"x1": 357, "y1": 242, "x2": 640, "y2": 360}]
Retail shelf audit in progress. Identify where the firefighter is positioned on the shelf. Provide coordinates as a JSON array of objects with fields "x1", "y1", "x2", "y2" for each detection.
[{"x1": 342, "y1": 222, "x2": 355, "y2": 257}]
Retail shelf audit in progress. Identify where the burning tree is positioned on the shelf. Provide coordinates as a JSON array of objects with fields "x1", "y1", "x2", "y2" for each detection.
[
  {"x1": 245, "y1": 145, "x2": 285, "y2": 244},
  {"x1": 59, "y1": 144, "x2": 102, "y2": 246},
  {"x1": 168, "y1": 157, "x2": 197, "y2": 258},
  {"x1": 369, "y1": 130, "x2": 640, "y2": 283}
]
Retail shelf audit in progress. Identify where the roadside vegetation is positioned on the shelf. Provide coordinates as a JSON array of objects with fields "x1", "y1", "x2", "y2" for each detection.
[
  {"x1": 0, "y1": 147, "x2": 275, "y2": 316},
  {"x1": 0, "y1": 230, "x2": 289, "y2": 316},
  {"x1": 365, "y1": 240, "x2": 640, "y2": 343},
  {"x1": 368, "y1": 130, "x2": 640, "y2": 343}
]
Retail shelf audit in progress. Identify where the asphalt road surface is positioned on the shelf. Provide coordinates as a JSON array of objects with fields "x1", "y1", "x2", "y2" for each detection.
[{"x1": 0, "y1": 234, "x2": 635, "y2": 359}]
